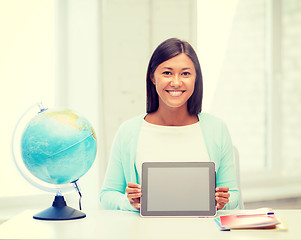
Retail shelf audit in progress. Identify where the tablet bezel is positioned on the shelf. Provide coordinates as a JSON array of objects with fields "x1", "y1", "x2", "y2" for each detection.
[{"x1": 140, "y1": 162, "x2": 216, "y2": 217}]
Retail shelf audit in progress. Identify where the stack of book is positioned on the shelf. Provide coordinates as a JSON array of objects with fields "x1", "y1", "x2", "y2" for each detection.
[{"x1": 214, "y1": 208, "x2": 287, "y2": 231}]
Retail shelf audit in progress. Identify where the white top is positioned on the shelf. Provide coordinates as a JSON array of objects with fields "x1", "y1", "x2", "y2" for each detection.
[{"x1": 136, "y1": 120, "x2": 210, "y2": 178}]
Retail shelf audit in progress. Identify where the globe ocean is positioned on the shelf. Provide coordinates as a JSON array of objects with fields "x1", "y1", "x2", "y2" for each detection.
[{"x1": 21, "y1": 108, "x2": 97, "y2": 185}]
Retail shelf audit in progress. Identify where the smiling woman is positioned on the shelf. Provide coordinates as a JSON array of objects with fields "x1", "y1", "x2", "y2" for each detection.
[
  {"x1": 146, "y1": 39, "x2": 203, "y2": 117},
  {"x1": 99, "y1": 38, "x2": 240, "y2": 212}
]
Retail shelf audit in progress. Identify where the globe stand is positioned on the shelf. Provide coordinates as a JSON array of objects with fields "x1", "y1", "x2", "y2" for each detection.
[{"x1": 33, "y1": 195, "x2": 86, "y2": 221}]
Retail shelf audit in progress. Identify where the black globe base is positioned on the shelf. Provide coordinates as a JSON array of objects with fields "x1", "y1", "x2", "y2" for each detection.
[{"x1": 33, "y1": 195, "x2": 86, "y2": 221}]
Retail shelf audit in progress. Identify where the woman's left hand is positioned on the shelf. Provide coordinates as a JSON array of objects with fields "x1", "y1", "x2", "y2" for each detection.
[{"x1": 215, "y1": 187, "x2": 230, "y2": 210}]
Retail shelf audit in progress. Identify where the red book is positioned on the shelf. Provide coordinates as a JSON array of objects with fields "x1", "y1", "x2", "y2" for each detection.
[{"x1": 220, "y1": 214, "x2": 280, "y2": 229}]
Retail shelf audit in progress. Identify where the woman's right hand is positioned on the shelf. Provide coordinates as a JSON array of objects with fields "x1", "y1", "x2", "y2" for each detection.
[{"x1": 125, "y1": 182, "x2": 141, "y2": 210}]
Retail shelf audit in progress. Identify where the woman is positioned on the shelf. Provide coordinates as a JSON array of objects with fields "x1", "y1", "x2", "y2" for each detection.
[{"x1": 100, "y1": 38, "x2": 239, "y2": 211}]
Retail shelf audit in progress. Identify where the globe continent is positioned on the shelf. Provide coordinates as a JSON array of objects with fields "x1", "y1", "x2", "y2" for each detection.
[{"x1": 21, "y1": 109, "x2": 97, "y2": 185}]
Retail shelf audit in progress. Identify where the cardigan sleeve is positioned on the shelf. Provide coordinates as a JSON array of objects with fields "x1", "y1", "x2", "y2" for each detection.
[
  {"x1": 199, "y1": 113, "x2": 240, "y2": 210},
  {"x1": 99, "y1": 126, "x2": 137, "y2": 211},
  {"x1": 216, "y1": 121, "x2": 240, "y2": 210}
]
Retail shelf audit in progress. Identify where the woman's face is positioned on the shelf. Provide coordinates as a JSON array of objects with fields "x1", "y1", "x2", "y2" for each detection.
[{"x1": 151, "y1": 53, "x2": 196, "y2": 111}]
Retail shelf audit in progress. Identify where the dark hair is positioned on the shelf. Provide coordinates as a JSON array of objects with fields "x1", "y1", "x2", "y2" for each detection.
[{"x1": 146, "y1": 38, "x2": 203, "y2": 115}]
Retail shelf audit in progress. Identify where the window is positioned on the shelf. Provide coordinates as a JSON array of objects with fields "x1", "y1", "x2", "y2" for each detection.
[
  {"x1": 0, "y1": 0, "x2": 55, "y2": 196},
  {"x1": 198, "y1": 0, "x2": 301, "y2": 195},
  {"x1": 281, "y1": 0, "x2": 301, "y2": 178},
  {"x1": 198, "y1": 0, "x2": 266, "y2": 171}
]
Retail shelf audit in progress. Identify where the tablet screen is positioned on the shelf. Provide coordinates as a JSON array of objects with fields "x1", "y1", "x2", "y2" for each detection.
[
  {"x1": 141, "y1": 162, "x2": 216, "y2": 217},
  {"x1": 147, "y1": 167, "x2": 209, "y2": 211}
]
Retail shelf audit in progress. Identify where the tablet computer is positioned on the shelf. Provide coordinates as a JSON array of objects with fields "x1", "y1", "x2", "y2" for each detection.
[{"x1": 140, "y1": 162, "x2": 216, "y2": 217}]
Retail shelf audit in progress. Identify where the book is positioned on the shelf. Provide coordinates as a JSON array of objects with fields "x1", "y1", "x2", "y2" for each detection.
[
  {"x1": 215, "y1": 208, "x2": 287, "y2": 231},
  {"x1": 220, "y1": 213, "x2": 279, "y2": 229}
]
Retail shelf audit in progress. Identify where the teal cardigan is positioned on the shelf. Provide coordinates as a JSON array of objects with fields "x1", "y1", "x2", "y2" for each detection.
[{"x1": 99, "y1": 113, "x2": 239, "y2": 211}]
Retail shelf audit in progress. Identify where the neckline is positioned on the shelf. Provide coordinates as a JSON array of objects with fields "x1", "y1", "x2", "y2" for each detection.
[
  {"x1": 143, "y1": 119, "x2": 200, "y2": 128},
  {"x1": 143, "y1": 113, "x2": 200, "y2": 127}
]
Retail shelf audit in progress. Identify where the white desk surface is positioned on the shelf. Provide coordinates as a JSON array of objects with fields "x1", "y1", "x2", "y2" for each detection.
[{"x1": 0, "y1": 209, "x2": 299, "y2": 239}]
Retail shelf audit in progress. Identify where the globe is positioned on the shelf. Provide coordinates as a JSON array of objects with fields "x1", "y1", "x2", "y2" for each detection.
[
  {"x1": 21, "y1": 108, "x2": 97, "y2": 185},
  {"x1": 12, "y1": 102, "x2": 97, "y2": 220}
]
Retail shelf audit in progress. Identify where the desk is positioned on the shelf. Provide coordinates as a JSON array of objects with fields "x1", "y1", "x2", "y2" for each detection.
[{"x1": 0, "y1": 209, "x2": 299, "y2": 239}]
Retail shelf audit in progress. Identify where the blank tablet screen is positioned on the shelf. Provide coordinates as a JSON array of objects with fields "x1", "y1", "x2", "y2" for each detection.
[{"x1": 141, "y1": 162, "x2": 216, "y2": 217}]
